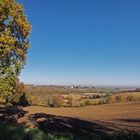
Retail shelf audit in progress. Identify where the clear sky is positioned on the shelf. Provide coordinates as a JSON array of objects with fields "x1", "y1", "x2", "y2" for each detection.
[{"x1": 19, "y1": 0, "x2": 140, "y2": 86}]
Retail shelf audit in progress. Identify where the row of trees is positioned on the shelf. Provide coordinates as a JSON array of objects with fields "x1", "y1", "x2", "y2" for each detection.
[{"x1": 0, "y1": 0, "x2": 31, "y2": 104}]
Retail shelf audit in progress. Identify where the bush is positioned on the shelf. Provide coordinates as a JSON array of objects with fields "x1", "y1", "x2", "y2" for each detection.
[
  {"x1": 17, "y1": 93, "x2": 29, "y2": 107},
  {"x1": 106, "y1": 95, "x2": 115, "y2": 104},
  {"x1": 80, "y1": 103, "x2": 84, "y2": 107},
  {"x1": 49, "y1": 95, "x2": 63, "y2": 107},
  {"x1": 98, "y1": 99, "x2": 107, "y2": 105},
  {"x1": 115, "y1": 95, "x2": 123, "y2": 103},
  {"x1": 126, "y1": 95, "x2": 134, "y2": 102},
  {"x1": 84, "y1": 100, "x2": 91, "y2": 106}
]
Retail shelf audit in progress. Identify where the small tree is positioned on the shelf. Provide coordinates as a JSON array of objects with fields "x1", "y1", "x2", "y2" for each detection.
[
  {"x1": 115, "y1": 95, "x2": 123, "y2": 103},
  {"x1": 126, "y1": 95, "x2": 134, "y2": 102},
  {"x1": 106, "y1": 95, "x2": 115, "y2": 104},
  {"x1": 0, "y1": 0, "x2": 31, "y2": 104},
  {"x1": 49, "y1": 95, "x2": 63, "y2": 107},
  {"x1": 66, "y1": 95, "x2": 73, "y2": 107}
]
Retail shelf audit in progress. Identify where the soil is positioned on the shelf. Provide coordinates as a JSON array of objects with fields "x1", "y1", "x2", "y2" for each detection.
[{"x1": 18, "y1": 101, "x2": 140, "y2": 134}]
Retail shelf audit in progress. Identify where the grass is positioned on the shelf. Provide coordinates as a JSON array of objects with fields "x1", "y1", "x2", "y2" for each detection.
[
  {"x1": 0, "y1": 122, "x2": 97, "y2": 140},
  {"x1": 0, "y1": 122, "x2": 139, "y2": 140},
  {"x1": 111, "y1": 131, "x2": 140, "y2": 140},
  {"x1": 0, "y1": 123, "x2": 46, "y2": 140}
]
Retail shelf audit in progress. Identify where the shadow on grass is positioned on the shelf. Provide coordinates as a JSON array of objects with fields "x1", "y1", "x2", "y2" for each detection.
[
  {"x1": 0, "y1": 107, "x2": 140, "y2": 140},
  {"x1": 0, "y1": 122, "x2": 140, "y2": 140},
  {"x1": 0, "y1": 107, "x2": 139, "y2": 140},
  {"x1": 0, "y1": 106, "x2": 28, "y2": 123},
  {"x1": 0, "y1": 122, "x2": 49, "y2": 140},
  {"x1": 28, "y1": 113, "x2": 140, "y2": 140},
  {"x1": 28, "y1": 113, "x2": 139, "y2": 140}
]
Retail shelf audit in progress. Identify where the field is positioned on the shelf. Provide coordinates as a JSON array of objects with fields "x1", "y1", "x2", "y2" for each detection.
[
  {"x1": 0, "y1": 86, "x2": 140, "y2": 139},
  {"x1": 0, "y1": 100, "x2": 140, "y2": 140},
  {"x1": 11, "y1": 101, "x2": 138, "y2": 139},
  {"x1": 23, "y1": 101, "x2": 140, "y2": 121},
  {"x1": 24, "y1": 85, "x2": 140, "y2": 107}
]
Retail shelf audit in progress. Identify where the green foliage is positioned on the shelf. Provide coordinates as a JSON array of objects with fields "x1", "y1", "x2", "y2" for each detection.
[
  {"x1": 0, "y1": 0, "x2": 31, "y2": 103},
  {"x1": 0, "y1": 123, "x2": 48, "y2": 140},
  {"x1": 0, "y1": 0, "x2": 31, "y2": 77},
  {"x1": 0, "y1": 123, "x2": 102, "y2": 140},
  {"x1": 0, "y1": 76, "x2": 25, "y2": 104},
  {"x1": 0, "y1": 123, "x2": 139, "y2": 140}
]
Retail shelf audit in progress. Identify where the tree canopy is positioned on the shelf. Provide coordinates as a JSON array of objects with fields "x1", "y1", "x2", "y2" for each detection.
[{"x1": 0, "y1": 0, "x2": 31, "y2": 103}]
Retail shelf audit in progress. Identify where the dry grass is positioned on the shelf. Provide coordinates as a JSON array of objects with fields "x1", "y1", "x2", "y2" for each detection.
[{"x1": 112, "y1": 92, "x2": 140, "y2": 102}]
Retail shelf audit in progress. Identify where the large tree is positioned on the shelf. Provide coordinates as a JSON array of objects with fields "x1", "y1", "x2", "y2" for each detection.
[{"x1": 0, "y1": 0, "x2": 31, "y2": 103}]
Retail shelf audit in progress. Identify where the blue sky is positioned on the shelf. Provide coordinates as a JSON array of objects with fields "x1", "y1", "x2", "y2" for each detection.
[{"x1": 19, "y1": 0, "x2": 140, "y2": 86}]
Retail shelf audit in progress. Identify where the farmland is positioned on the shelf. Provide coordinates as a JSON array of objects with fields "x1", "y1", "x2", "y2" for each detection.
[
  {"x1": 24, "y1": 85, "x2": 140, "y2": 107},
  {"x1": 14, "y1": 101, "x2": 140, "y2": 139},
  {"x1": 0, "y1": 86, "x2": 140, "y2": 139}
]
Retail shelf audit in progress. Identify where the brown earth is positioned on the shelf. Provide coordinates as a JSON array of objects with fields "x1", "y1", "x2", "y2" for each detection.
[
  {"x1": 23, "y1": 101, "x2": 140, "y2": 121},
  {"x1": 17, "y1": 101, "x2": 140, "y2": 136},
  {"x1": 0, "y1": 101, "x2": 139, "y2": 138}
]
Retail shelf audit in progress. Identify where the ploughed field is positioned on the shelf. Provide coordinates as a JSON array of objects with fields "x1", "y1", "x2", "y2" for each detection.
[{"x1": 20, "y1": 101, "x2": 140, "y2": 135}]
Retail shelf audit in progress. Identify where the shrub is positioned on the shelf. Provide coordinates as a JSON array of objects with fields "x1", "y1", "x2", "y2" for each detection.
[
  {"x1": 66, "y1": 95, "x2": 73, "y2": 107},
  {"x1": 106, "y1": 95, "x2": 115, "y2": 104},
  {"x1": 98, "y1": 99, "x2": 107, "y2": 105},
  {"x1": 48, "y1": 95, "x2": 63, "y2": 107},
  {"x1": 126, "y1": 95, "x2": 134, "y2": 102},
  {"x1": 29, "y1": 96, "x2": 42, "y2": 106},
  {"x1": 17, "y1": 93, "x2": 29, "y2": 106},
  {"x1": 115, "y1": 95, "x2": 123, "y2": 103},
  {"x1": 80, "y1": 103, "x2": 84, "y2": 107},
  {"x1": 84, "y1": 100, "x2": 91, "y2": 106}
]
